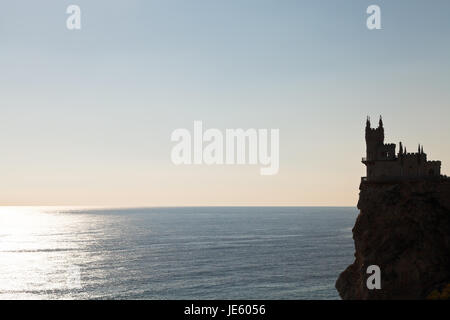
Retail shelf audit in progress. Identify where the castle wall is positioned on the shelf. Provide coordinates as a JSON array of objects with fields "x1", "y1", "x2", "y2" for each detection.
[
  {"x1": 425, "y1": 161, "x2": 441, "y2": 177},
  {"x1": 363, "y1": 118, "x2": 441, "y2": 182},
  {"x1": 367, "y1": 161, "x2": 402, "y2": 179},
  {"x1": 366, "y1": 156, "x2": 441, "y2": 181}
]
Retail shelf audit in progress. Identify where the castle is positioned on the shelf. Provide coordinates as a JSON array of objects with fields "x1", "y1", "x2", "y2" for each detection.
[{"x1": 362, "y1": 116, "x2": 442, "y2": 182}]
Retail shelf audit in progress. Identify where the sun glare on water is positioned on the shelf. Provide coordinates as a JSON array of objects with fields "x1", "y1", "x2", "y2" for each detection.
[{"x1": 0, "y1": 207, "x2": 88, "y2": 299}]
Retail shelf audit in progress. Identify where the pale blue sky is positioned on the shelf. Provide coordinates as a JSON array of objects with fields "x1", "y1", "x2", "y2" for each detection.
[{"x1": 1, "y1": 1, "x2": 449, "y2": 205}]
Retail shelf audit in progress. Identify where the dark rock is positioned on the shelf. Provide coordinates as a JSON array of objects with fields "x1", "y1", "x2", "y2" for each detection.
[{"x1": 335, "y1": 179, "x2": 450, "y2": 299}]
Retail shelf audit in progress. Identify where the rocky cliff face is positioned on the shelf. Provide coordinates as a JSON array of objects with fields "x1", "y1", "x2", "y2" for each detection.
[{"x1": 336, "y1": 179, "x2": 450, "y2": 299}]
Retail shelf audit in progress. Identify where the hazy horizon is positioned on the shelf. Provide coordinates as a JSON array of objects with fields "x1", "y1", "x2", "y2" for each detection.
[{"x1": 1, "y1": 0, "x2": 450, "y2": 206}]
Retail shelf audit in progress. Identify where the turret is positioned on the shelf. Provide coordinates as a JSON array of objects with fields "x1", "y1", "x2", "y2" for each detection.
[
  {"x1": 362, "y1": 117, "x2": 442, "y2": 182},
  {"x1": 365, "y1": 115, "x2": 385, "y2": 161}
]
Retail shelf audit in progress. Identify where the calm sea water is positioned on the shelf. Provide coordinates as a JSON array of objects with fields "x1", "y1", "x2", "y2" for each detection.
[{"x1": 0, "y1": 207, "x2": 357, "y2": 300}]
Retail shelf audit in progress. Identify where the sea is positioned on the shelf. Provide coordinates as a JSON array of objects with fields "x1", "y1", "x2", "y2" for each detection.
[{"x1": 0, "y1": 206, "x2": 357, "y2": 300}]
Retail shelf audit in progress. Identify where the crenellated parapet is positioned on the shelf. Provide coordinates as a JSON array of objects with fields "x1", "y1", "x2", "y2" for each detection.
[{"x1": 362, "y1": 117, "x2": 442, "y2": 182}]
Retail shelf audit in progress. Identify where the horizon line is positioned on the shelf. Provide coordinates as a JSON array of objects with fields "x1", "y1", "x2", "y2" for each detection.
[{"x1": 0, "y1": 205, "x2": 357, "y2": 209}]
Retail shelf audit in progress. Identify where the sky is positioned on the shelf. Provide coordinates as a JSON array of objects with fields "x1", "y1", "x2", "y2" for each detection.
[{"x1": 1, "y1": 0, "x2": 449, "y2": 206}]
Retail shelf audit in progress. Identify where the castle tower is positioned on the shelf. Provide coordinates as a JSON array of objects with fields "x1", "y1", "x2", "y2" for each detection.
[
  {"x1": 365, "y1": 115, "x2": 385, "y2": 161},
  {"x1": 362, "y1": 117, "x2": 442, "y2": 182}
]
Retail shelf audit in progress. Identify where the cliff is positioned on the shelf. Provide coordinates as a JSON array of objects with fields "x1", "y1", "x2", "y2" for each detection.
[{"x1": 336, "y1": 179, "x2": 450, "y2": 299}]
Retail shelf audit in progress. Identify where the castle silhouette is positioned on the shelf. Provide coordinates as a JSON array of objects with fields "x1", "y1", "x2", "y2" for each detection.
[{"x1": 362, "y1": 116, "x2": 442, "y2": 182}]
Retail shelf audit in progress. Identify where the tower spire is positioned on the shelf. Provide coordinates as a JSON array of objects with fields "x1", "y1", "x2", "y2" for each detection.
[{"x1": 379, "y1": 115, "x2": 383, "y2": 128}]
